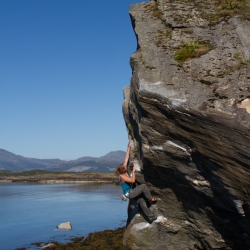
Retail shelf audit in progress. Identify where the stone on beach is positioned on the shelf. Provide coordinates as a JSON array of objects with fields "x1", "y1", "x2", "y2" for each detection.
[{"x1": 56, "y1": 222, "x2": 72, "y2": 229}]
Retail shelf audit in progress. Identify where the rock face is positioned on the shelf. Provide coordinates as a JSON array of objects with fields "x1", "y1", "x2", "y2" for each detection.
[{"x1": 122, "y1": 0, "x2": 250, "y2": 249}]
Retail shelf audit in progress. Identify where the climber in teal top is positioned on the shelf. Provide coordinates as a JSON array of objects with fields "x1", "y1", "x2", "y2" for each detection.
[
  {"x1": 119, "y1": 177, "x2": 132, "y2": 195},
  {"x1": 115, "y1": 143, "x2": 157, "y2": 223}
]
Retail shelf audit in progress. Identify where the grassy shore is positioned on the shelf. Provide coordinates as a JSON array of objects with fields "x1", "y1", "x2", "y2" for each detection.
[
  {"x1": 0, "y1": 170, "x2": 118, "y2": 184},
  {"x1": 15, "y1": 227, "x2": 129, "y2": 250}
]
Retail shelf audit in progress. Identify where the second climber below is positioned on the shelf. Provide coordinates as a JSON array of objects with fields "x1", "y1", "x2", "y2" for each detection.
[{"x1": 115, "y1": 143, "x2": 157, "y2": 223}]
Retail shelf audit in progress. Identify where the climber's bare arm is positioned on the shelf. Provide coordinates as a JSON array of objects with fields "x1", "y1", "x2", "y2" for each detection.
[
  {"x1": 120, "y1": 166, "x2": 135, "y2": 183},
  {"x1": 122, "y1": 143, "x2": 131, "y2": 170}
]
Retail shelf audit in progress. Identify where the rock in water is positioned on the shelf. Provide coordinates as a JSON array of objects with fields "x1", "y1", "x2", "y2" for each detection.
[
  {"x1": 122, "y1": 0, "x2": 250, "y2": 249},
  {"x1": 56, "y1": 222, "x2": 72, "y2": 229},
  {"x1": 42, "y1": 243, "x2": 55, "y2": 249}
]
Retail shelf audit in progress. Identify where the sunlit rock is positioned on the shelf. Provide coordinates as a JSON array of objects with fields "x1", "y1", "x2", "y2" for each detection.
[
  {"x1": 56, "y1": 222, "x2": 72, "y2": 229},
  {"x1": 122, "y1": 0, "x2": 250, "y2": 249},
  {"x1": 42, "y1": 243, "x2": 55, "y2": 249}
]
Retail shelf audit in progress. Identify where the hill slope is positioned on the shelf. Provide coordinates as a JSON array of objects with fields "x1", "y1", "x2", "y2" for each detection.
[
  {"x1": 0, "y1": 149, "x2": 63, "y2": 171},
  {"x1": 0, "y1": 149, "x2": 125, "y2": 173}
]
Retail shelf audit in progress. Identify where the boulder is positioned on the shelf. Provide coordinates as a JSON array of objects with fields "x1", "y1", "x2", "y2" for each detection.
[
  {"x1": 122, "y1": 0, "x2": 250, "y2": 249},
  {"x1": 42, "y1": 243, "x2": 55, "y2": 249},
  {"x1": 56, "y1": 222, "x2": 72, "y2": 229}
]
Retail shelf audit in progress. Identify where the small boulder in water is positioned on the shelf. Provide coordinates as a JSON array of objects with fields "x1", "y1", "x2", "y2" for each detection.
[
  {"x1": 56, "y1": 222, "x2": 72, "y2": 229},
  {"x1": 42, "y1": 243, "x2": 55, "y2": 249}
]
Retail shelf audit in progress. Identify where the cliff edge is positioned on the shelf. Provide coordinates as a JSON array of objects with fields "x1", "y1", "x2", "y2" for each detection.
[{"x1": 122, "y1": 0, "x2": 250, "y2": 249}]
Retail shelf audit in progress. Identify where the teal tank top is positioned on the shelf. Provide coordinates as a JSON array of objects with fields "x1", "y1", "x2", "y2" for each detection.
[{"x1": 119, "y1": 176, "x2": 132, "y2": 195}]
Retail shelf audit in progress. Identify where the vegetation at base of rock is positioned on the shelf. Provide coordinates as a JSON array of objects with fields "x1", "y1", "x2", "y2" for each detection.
[
  {"x1": 174, "y1": 41, "x2": 213, "y2": 62},
  {"x1": 41, "y1": 227, "x2": 128, "y2": 250}
]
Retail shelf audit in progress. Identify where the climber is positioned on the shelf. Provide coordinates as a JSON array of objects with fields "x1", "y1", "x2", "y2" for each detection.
[{"x1": 115, "y1": 143, "x2": 157, "y2": 223}]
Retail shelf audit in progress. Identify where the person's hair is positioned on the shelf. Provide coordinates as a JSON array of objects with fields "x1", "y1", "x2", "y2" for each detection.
[{"x1": 115, "y1": 164, "x2": 126, "y2": 175}]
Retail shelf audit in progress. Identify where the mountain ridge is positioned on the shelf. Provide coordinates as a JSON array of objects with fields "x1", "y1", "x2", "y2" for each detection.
[{"x1": 0, "y1": 148, "x2": 125, "y2": 173}]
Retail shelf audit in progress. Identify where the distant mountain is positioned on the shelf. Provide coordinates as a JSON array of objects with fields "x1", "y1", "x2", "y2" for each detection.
[
  {"x1": 0, "y1": 149, "x2": 125, "y2": 173},
  {"x1": 0, "y1": 149, "x2": 64, "y2": 171},
  {"x1": 49, "y1": 150, "x2": 126, "y2": 173},
  {"x1": 99, "y1": 150, "x2": 127, "y2": 161}
]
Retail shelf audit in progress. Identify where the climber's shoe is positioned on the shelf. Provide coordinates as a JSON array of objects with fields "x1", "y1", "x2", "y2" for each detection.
[
  {"x1": 148, "y1": 215, "x2": 157, "y2": 223},
  {"x1": 149, "y1": 196, "x2": 157, "y2": 204}
]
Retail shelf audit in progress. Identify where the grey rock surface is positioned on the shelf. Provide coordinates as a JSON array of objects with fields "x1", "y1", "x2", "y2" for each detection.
[{"x1": 122, "y1": 0, "x2": 250, "y2": 249}]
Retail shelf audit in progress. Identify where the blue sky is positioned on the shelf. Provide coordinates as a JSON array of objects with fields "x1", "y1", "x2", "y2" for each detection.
[{"x1": 0, "y1": 0, "x2": 144, "y2": 160}]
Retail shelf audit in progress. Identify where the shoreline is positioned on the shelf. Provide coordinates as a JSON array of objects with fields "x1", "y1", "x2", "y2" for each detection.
[
  {"x1": 0, "y1": 179, "x2": 116, "y2": 184},
  {"x1": 17, "y1": 227, "x2": 129, "y2": 250},
  {"x1": 0, "y1": 171, "x2": 118, "y2": 184}
]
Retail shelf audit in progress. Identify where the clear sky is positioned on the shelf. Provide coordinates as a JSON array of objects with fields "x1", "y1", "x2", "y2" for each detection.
[{"x1": 0, "y1": 0, "x2": 144, "y2": 160}]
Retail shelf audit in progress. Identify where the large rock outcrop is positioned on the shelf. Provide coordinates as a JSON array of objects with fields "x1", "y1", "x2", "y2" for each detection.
[{"x1": 122, "y1": 0, "x2": 250, "y2": 249}]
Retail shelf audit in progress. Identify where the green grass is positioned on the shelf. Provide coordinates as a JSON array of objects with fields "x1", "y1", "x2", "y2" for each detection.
[{"x1": 174, "y1": 41, "x2": 213, "y2": 63}]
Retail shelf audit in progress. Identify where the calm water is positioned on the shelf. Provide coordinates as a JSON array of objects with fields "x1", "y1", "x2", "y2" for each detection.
[{"x1": 0, "y1": 182, "x2": 127, "y2": 250}]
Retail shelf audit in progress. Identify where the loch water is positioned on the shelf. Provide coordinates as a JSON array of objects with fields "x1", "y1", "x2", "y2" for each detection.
[{"x1": 0, "y1": 182, "x2": 128, "y2": 250}]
